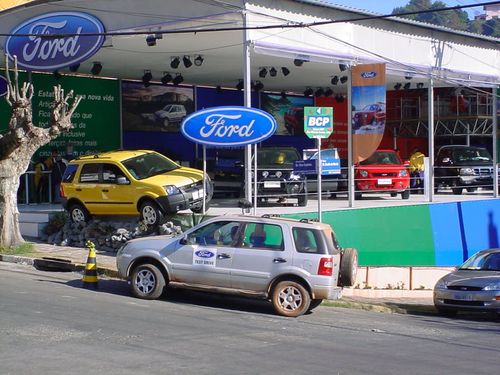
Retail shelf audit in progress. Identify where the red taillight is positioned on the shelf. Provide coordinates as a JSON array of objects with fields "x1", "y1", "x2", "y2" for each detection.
[
  {"x1": 318, "y1": 257, "x2": 333, "y2": 276},
  {"x1": 59, "y1": 184, "x2": 65, "y2": 198}
]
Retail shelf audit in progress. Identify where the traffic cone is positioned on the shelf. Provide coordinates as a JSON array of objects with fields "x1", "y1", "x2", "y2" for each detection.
[{"x1": 82, "y1": 240, "x2": 98, "y2": 289}]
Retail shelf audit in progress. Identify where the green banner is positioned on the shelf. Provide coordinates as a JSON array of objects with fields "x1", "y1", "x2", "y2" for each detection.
[{"x1": 0, "y1": 71, "x2": 121, "y2": 160}]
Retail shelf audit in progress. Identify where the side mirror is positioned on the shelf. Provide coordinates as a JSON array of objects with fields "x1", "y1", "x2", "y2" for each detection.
[
  {"x1": 116, "y1": 176, "x2": 130, "y2": 185},
  {"x1": 179, "y1": 235, "x2": 188, "y2": 245},
  {"x1": 441, "y1": 157, "x2": 452, "y2": 164}
]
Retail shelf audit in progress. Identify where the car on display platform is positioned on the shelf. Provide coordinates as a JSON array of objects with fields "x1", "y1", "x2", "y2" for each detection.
[
  {"x1": 434, "y1": 145, "x2": 495, "y2": 195},
  {"x1": 116, "y1": 214, "x2": 359, "y2": 317},
  {"x1": 354, "y1": 149, "x2": 410, "y2": 199},
  {"x1": 256, "y1": 146, "x2": 308, "y2": 206},
  {"x1": 61, "y1": 150, "x2": 213, "y2": 227},
  {"x1": 212, "y1": 148, "x2": 244, "y2": 196},
  {"x1": 434, "y1": 248, "x2": 500, "y2": 317}
]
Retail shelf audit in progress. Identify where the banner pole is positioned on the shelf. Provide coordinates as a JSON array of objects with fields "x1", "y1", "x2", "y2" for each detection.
[
  {"x1": 202, "y1": 145, "x2": 206, "y2": 215},
  {"x1": 317, "y1": 138, "x2": 322, "y2": 222}
]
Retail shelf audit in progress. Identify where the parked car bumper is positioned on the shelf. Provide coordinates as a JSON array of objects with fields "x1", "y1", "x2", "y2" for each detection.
[
  {"x1": 258, "y1": 179, "x2": 306, "y2": 197},
  {"x1": 156, "y1": 182, "x2": 213, "y2": 213},
  {"x1": 434, "y1": 288, "x2": 500, "y2": 313}
]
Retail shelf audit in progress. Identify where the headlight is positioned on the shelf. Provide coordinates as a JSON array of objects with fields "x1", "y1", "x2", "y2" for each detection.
[
  {"x1": 289, "y1": 172, "x2": 301, "y2": 181},
  {"x1": 484, "y1": 282, "x2": 500, "y2": 291},
  {"x1": 434, "y1": 278, "x2": 447, "y2": 289},
  {"x1": 399, "y1": 169, "x2": 408, "y2": 177},
  {"x1": 262, "y1": 170, "x2": 269, "y2": 178},
  {"x1": 459, "y1": 167, "x2": 475, "y2": 176},
  {"x1": 164, "y1": 185, "x2": 181, "y2": 195},
  {"x1": 275, "y1": 171, "x2": 283, "y2": 178},
  {"x1": 360, "y1": 170, "x2": 368, "y2": 178}
]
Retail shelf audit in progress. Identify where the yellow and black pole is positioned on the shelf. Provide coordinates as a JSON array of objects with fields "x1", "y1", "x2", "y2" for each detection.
[{"x1": 82, "y1": 240, "x2": 98, "y2": 288}]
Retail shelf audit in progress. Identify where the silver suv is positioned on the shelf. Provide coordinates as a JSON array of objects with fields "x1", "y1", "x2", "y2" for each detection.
[{"x1": 116, "y1": 214, "x2": 358, "y2": 317}]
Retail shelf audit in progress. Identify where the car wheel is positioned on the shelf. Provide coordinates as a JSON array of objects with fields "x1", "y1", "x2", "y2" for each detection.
[
  {"x1": 466, "y1": 187, "x2": 476, "y2": 193},
  {"x1": 131, "y1": 264, "x2": 166, "y2": 300},
  {"x1": 401, "y1": 190, "x2": 410, "y2": 199},
  {"x1": 390, "y1": 192, "x2": 397, "y2": 197},
  {"x1": 308, "y1": 299, "x2": 323, "y2": 311},
  {"x1": 140, "y1": 200, "x2": 163, "y2": 227},
  {"x1": 355, "y1": 192, "x2": 362, "y2": 200},
  {"x1": 271, "y1": 280, "x2": 311, "y2": 317},
  {"x1": 452, "y1": 187, "x2": 463, "y2": 195},
  {"x1": 69, "y1": 203, "x2": 91, "y2": 223},
  {"x1": 436, "y1": 307, "x2": 458, "y2": 317},
  {"x1": 297, "y1": 192, "x2": 308, "y2": 207},
  {"x1": 339, "y1": 247, "x2": 358, "y2": 287}
]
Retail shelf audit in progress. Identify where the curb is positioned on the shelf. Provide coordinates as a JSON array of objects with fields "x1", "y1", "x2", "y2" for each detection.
[{"x1": 0, "y1": 254, "x2": 120, "y2": 279}]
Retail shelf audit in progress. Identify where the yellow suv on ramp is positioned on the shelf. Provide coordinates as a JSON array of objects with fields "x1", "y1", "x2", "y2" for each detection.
[{"x1": 60, "y1": 150, "x2": 213, "y2": 226}]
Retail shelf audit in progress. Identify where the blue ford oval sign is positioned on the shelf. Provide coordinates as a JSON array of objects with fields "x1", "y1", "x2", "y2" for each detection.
[
  {"x1": 5, "y1": 12, "x2": 105, "y2": 71},
  {"x1": 0, "y1": 75, "x2": 7, "y2": 97},
  {"x1": 361, "y1": 71, "x2": 377, "y2": 79},
  {"x1": 195, "y1": 250, "x2": 215, "y2": 258},
  {"x1": 181, "y1": 106, "x2": 277, "y2": 146}
]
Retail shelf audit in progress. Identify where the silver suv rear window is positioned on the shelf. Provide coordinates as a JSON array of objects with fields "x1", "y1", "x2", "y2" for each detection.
[{"x1": 292, "y1": 227, "x2": 330, "y2": 254}]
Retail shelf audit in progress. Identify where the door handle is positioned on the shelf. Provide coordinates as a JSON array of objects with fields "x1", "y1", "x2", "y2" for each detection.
[
  {"x1": 102, "y1": 189, "x2": 109, "y2": 192},
  {"x1": 217, "y1": 253, "x2": 231, "y2": 259},
  {"x1": 76, "y1": 188, "x2": 82, "y2": 192},
  {"x1": 273, "y1": 257, "x2": 287, "y2": 263}
]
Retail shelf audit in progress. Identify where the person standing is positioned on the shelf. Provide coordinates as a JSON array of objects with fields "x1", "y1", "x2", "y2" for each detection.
[
  {"x1": 34, "y1": 157, "x2": 48, "y2": 203},
  {"x1": 50, "y1": 151, "x2": 67, "y2": 203},
  {"x1": 409, "y1": 148, "x2": 425, "y2": 194}
]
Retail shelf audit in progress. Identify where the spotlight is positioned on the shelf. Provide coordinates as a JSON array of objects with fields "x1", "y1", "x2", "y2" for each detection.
[
  {"x1": 331, "y1": 75, "x2": 339, "y2": 85},
  {"x1": 324, "y1": 88, "x2": 333, "y2": 97},
  {"x1": 170, "y1": 57, "x2": 180, "y2": 69},
  {"x1": 142, "y1": 70, "x2": 152, "y2": 85},
  {"x1": 216, "y1": 85, "x2": 223, "y2": 93},
  {"x1": 281, "y1": 91, "x2": 287, "y2": 99},
  {"x1": 53, "y1": 70, "x2": 62, "y2": 80},
  {"x1": 335, "y1": 94, "x2": 344, "y2": 103},
  {"x1": 172, "y1": 74, "x2": 184, "y2": 85},
  {"x1": 183, "y1": 55, "x2": 192, "y2": 68},
  {"x1": 161, "y1": 72, "x2": 172, "y2": 85},
  {"x1": 259, "y1": 68, "x2": 267, "y2": 78},
  {"x1": 394, "y1": 82, "x2": 402, "y2": 90},
  {"x1": 339, "y1": 63, "x2": 347, "y2": 71},
  {"x1": 269, "y1": 67, "x2": 277, "y2": 77},
  {"x1": 236, "y1": 79, "x2": 244, "y2": 91},
  {"x1": 340, "y1": 76, "x2": 348, "y2": 84},
  {"x1": 294, "y1": 59, "x2": 304, "y2": 67},
  {"x1": 254, "y1": 81, "x2": 264, "y2": 91},
  {"x1": 69, "y1": 63, "x2": 80, "y2": 73},
  {"x1": 404, "y1": 82, "x2": 411, "y2": 90},
  {"x1": 91, "y1": 62, "x2": 102, "y2": 75},
  {"x1": 194, "y1": 55, "x2": 204, "y2": 66},
  {"x1": 146, "y1": 34, "x2": 156, "y2": 47},
  {"x1": 314, "y1": 88, "x2": 324, "y2": 97},
  {"x1": 417, "y1": 82, "x2": 424, "y2": 89},
  {"x1": 303, "y1": 87, "x2": 313, "y2": 96},
  {"x1": 281, "y1": 67, "x2": 290, "y2": 76}
]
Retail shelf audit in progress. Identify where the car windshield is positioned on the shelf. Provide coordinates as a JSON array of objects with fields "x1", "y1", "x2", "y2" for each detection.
[
  {"x1": 459, "y1": 251, "x2": 500, "y2": 271},
  {"x1": 309, "y1": 149, "x2": 338, "y2": 160},
  {"x1": 362, "y1": 104, "x2": 380, "y2": 111},
  {"x1": 258, "y1": 149, "x2": 300, "y2": 167},
  {"x1": 359, "y1": 151, "x2": 401, "y2": 165},
  {"x1": 453, "y1": 148, "x2": 492, "y2": 162},
  {"x1": 122, "y1": 152, "x2": 179, "y2": 179}
]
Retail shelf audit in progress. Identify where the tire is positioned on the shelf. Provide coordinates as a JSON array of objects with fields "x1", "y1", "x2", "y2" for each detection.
[
  {"x1": 308, "y1": 299, "x2": 323, "y2": 311},
  {"x1": 69, "y1": 203, "x2": 91, "y2": 223},
  {"x1": 390, "y1": 192, "x2": 397, "y2": 197},
  {"x1": 466, "y1": 187, "x2": 476, "y2": 193},
  {"x1": 452, "y1": 187, "x2": 463, "y2": 195},
  {"x1": 271, "y1": 280, "x2": 311, "y2": 317},
  {"x1": 140, "y1": 200, "x2": 163, "y2": 227},
  {"x1": 436, "y1": 307, "x2": 458, "y2": 317},
  {"x1": 191, "y1": 200, "x2": 210, "y2": 214},
  {"x1": 401, "y1": 190, "x2": 410, "y2": 199},
  {"x1": 339, "y1": 247, "x2": 358, "y2": 287},
  {"x1": 131, "y1": 264, "x2": 166, "y2": 300},
  {"x1": 297, "y1": 192, "x2": 308, "y2": 207},
  {"x1": 355, "y1": 192, "x2": 362, "y2": 200}
]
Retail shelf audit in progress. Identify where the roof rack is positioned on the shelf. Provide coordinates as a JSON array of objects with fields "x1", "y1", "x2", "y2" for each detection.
[
  {"x1": 299, "y1": 218, "x2": 320, "y2": 223},
  {"x1": 261, "y1": 214, "x2": 281, "y2": 218}
]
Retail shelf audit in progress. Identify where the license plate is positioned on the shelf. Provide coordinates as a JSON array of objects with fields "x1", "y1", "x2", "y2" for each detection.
[
  {"x1": 264, "y1": 181, "x2": 281, "y2": 188},
  {"x1": 377, "y1": 178, "x2": 392, "y2": 185},
  {"x1": 192, "y1": 189, "x2": 202, "y2": 200},
  {"x1": 453, "y1": 294, "x2": 473, "y2": 301}
]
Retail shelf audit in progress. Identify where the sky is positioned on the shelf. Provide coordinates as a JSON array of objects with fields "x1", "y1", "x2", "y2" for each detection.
[{"x1": 325, "y1": 1, "x2": 487, "y2": 19}]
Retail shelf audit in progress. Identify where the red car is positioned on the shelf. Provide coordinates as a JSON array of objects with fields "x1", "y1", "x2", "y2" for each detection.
[
  {"x1": 352, "y1": 103, "x2": 386, "y2": 130},
  {"x1": 355, "y1": 150, "x2": 410, "y2": 199}
]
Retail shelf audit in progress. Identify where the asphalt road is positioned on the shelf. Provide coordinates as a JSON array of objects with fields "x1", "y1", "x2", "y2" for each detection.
[{"x1": 0, "y1": 262, "x2": 498, "y2": 375}]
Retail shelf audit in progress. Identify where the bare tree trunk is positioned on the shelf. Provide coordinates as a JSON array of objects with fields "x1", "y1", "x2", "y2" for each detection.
[{"x1": 0, "y1": 175, "x2": 23, "y2": 246}]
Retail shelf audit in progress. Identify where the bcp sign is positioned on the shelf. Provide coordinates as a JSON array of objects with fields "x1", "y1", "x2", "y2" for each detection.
[{"x1": 304, "y1": 106, "x2": 333, "y2": 139}]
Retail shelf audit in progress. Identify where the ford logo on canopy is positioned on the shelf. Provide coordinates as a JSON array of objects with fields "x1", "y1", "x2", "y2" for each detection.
[
  {"x1": 181, "y1": 106, "x2": 277, "y2": 147},
  {"x1": 0, "y1": 75, "x2": 7, "y2": 97},
  {"x1": 5, "y1": 12, "x2": 105, "y2": 71},
  {"x1": 361, "y1": 71, "x2": 377, "y2": 79}
]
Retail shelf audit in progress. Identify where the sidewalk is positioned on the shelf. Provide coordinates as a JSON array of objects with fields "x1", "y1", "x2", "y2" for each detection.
[{"x1": 1, "y1": 240, "x2": 436, "y2": 314}]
